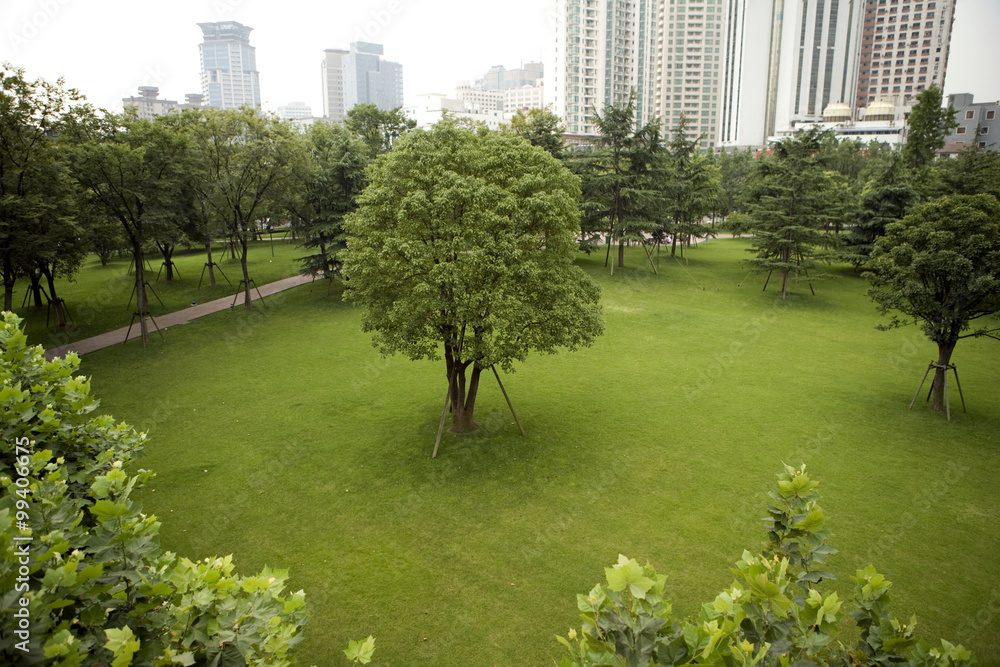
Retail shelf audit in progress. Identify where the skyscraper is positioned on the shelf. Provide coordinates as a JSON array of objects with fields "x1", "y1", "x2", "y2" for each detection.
[
  {"x1": 198, "y1": 21, "x2": 261, "y2": 109},
  {"x1": 544, "y1": 0, "x2": 658, "y2": 136},
  {"x1": 653, "y1": 0, "x2": 727, "y2": 149},
  {"x1": 853, "y1": 0, "x2": 956, "y2": 111},
  {"x1": 719, "y1": 0, "x2": 864, "y2": 147},
  {"x1": 322, "y1": 48, "x2": 348, "y2": 121},
  {"x1": 342, "y1": 42, "x2": 404, "y2": 112}
]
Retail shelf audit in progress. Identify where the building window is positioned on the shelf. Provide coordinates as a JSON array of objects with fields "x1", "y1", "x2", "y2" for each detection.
[
  {"x1": 956, "y1": 126, "x2": 966, "y2": 134},
  {"x1": 987, "y1": 110, "x2": 996, "y2": 120},
  {"x1": 982, "y1": 127, "x2": 990, "y2": 135},
  {"x1": 966, "y1": 110, "x2": 974, "y2": 119}
]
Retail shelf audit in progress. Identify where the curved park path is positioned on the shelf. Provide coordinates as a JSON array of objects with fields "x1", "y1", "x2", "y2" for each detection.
[{"x1": 43, "y1": 274, "x2": 313, "y2": 361}]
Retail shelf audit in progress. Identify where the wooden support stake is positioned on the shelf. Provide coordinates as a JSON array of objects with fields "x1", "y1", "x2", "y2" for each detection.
[
  {"x1": 492, "y1": 365, "x2": 525, "y2": 436},
  {"x1": 909, "y1": 362, "x2": 934, "y2": 410},
  {"x1": 431, "y1": 377, "x2": 452, "y2": 458},
  {"x1": 951, "y1": 365, "x2": 967, "y2": 413}
]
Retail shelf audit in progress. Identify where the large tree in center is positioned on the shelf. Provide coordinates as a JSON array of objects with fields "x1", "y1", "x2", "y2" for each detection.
[
  {"x1": 341, "y1": 121, "x2": 603, "y2": 434},
  {"x1": 866, "y1": 194, "x2": 1000, "y2": 413}
]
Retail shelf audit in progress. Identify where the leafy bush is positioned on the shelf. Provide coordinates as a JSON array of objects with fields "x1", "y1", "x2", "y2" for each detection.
[
  {"x1": 557, "y1": 464, "x2": 975, "y2": 666},
  {"x1": 0, "y1": 312, "x2": 307, "y2": 666}
]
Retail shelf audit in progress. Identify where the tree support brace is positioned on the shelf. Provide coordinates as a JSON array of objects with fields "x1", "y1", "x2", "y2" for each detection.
[
  {"x1": 492, "y1": 365, "x2": 525, "y2": 436},
  {"x1": 123, "y1": 309, "x2": 164, "y2": 347},
  {"x1": 199, "y1": 261, "x2": 233, "y2": 288},
  {"x1": 909, "y1": 361, "x2": 966, "y2": 421},
  {"x1": 231, "y1": 278, "x2": 266, "y2": 307}
]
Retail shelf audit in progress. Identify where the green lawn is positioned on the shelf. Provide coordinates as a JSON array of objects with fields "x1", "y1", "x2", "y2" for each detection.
[
  {"x1": 73, "y1": 239, "x2": 1000, "y2": 666},
  {"x1": 12, "y1": 237, "x2": 304, "y2": 348}
]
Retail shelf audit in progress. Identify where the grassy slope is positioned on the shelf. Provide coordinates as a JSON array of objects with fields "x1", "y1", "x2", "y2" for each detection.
[
  {"x1": 12, "y1": 238, "x2": 304, "y2": 348},
  {"x1": 77, "y1": 239, "x2": 1000, "y2": 666}
]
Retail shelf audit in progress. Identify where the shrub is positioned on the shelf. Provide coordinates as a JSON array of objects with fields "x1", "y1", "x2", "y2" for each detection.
[
  {"x1": 556, "y1": 464, "x2": 975, "y2": 666},
  {"x1": 0, "y1": 312, "x2": 307, "y2": 666}
]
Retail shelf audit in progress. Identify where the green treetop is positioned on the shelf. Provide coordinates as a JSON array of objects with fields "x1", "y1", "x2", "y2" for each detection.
[{"x1": 341, "y1": 121, "x2": 603, "y2": 434}]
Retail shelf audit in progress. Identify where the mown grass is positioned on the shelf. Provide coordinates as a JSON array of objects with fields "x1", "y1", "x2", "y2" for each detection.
[
  {"x1": 74, "y1": 239, "x2": 1000, "y2": 666},
  {"x1": 12, "y1": 237, "x2": 304, "y2": 348}
]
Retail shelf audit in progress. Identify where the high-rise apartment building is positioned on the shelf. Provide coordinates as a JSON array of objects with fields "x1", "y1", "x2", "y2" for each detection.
[
  {"x1": 321, "y1": 48, "x2": 348, "y2": 121},
  {"x1": 653, "y1": 0, "x2": 727, "y2": 149},
  {"x1": 342, "y1": 42, "x2": 404, "y2": 112},
  {"x1": 854, "y1": 0, "x2": 956, "y2": 110},
  {"x1": 198, "y1": 21, "x2": 261, "y2": 109},
  {"x1": 719, "y1": 0, "x2": 864, "y2": 147},
  {"x1": 545, "y1": 0, "x2": 658, "y2": 136}
]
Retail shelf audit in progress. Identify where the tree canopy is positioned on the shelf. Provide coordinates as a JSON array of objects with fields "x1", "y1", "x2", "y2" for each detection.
[
  {"x1": 344, "y1": 103, "x2": 416, "y2": 158},
  {"x1": 505, "y1": 107, "x2": 566, "y2": 159},
  {"x1": 191, "y1": 107, "x2": 309, "y2": 308},
  {"x1": 0, "y1": 64, "x2": 83, "y2": 316},
  {"x1": 866, "y1": 194, "x2": 1000, "y2": 412},
  {"x1": 745, "y1": 128, "x2": 845, "y2": 299},
  {"x1": 341, "y1": 121, "x2": 603, "y2": 434},
  {"x1": 902, "y1": 85, "x2": 956, "y2": 172},
  {"x1": 291, "y1": 121, "x2": 369, "y2": 279}
]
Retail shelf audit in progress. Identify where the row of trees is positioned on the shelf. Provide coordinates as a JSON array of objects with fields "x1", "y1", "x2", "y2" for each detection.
[{"x1": 1, "y1": 63, "x2": 415, "y2": 344}]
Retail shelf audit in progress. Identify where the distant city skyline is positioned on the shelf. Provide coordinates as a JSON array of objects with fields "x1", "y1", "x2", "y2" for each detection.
[{"x1": 1, "y1": 0, "x2": 997, "y2": 118}]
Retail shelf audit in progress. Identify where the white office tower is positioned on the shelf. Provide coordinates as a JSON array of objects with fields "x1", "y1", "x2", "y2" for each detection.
[
  {"x1": 719, "y1": 0, "x2": 865, "y2": 148},
  {"x1": 545, "y1": 0, "x2": 658, "y2": 136}
]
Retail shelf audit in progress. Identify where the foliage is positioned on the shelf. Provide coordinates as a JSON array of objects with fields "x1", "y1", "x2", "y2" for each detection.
[
  {"x1": 866, "y1": 193, "x2": 1000, "y2": 411},
  {"x1": 661, "y1": 115, "x2": 722, "y2": 259},
  {"x1": 341, "y1": 121, "x2": 603, "y2": 433},
  {"x1": 63, "y1": 108, "x2": 189, "y2": 343},
  {"x1": 191, "y1": 107, "x2": 310, "y2": 309},
  {"x1": 0, "y1": 64, "x2": 84, "y2": 316},
  {"x1": 0, "y1": 312, "x2": 309, "y2": 665},
  {"x1": 847, "y1": 152, "x2": 916, "y2": 265},
  {"x1": 505, "y1": 107, "x2": 566, "y2": 159},
  {"x1": 556, "y1": 464, "x2": 975, "y2": 666},
  {"x1": 902, "y1": 85, "x2": 957, "y2": 173},
  {"x1": 290, "y1": 121, "x2": 369, "y2": 279},
  {"x1": 344, "y1": 104, "x2": 416, "y2": 158},
  {"x1": 930, "y1": 143, "x2": 1000, "y2": 202},
  {"x1": 574, "y1": 95, "x2": 663, "y2": 270},
  {"x1": 745, "y1": 128, "x2": 847, "y2": 299},
  {"x1": 344, "y1": 636, "x2": 375, "y2": 665},
  {"x1": 715, "y1": 147, "x2": 757, "y2": 218}
]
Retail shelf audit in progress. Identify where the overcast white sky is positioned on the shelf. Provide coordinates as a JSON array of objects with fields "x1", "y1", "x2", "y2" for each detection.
[{"x1": 1, "y1": 0, "x2": 997, "y2": 115}]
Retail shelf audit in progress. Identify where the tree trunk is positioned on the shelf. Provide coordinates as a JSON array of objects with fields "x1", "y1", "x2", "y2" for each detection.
[
  {"x1": 617, "y1": 240, "x2": 625, "y2": 268},
  {"x1": 205, "y1": 236, "x2": 216, "y2": 287},
  {"x1": 240, "y1": 232, "x2": 252, "y2": 309},
  {"x1": 449, "y1": 364, "x2": 483, "y2": 433},
  {"x1": 161, "y1": 244, "x2": 175, "y2": 282},
  {"x1": 29, "y1": 272, "x2": 44, "y2": 309},
  {"x1": 319, "y1": 236, "x2": 330, "y2": 276},
  {"x1": 670, "y1": 231, "x2": 678, "y2": 257},
  {"x1": 931, "y1": 341, "x2": 957, "y2": 413},
  {"x1": 43, "y1": 267, "x2": 66, "y2": 327},
  {"x1": 780, "y1": 246, "x2": 791, "y2": 300},
  {"x1": 2, "y1": 252, "x2": 14, "y2": 311},
  {"x1": 132, "y1": 241, "x2": 150, "y2": 345}
]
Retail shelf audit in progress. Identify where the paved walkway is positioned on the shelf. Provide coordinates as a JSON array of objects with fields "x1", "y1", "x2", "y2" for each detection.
[{"x1": 43, "y1": 274, "x2": 314, "y2": 360}]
